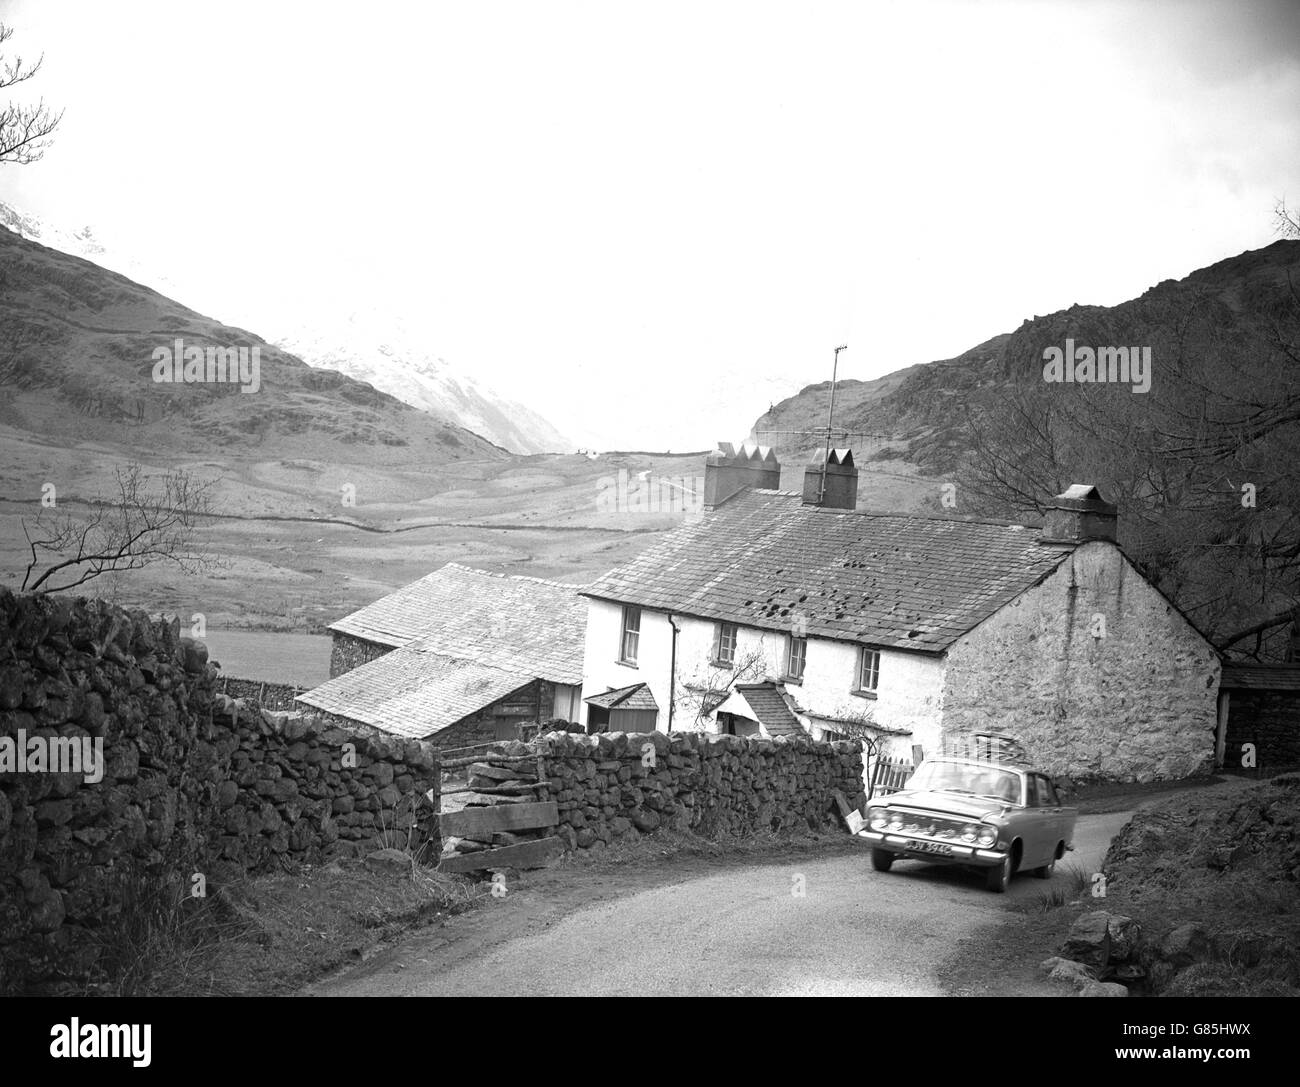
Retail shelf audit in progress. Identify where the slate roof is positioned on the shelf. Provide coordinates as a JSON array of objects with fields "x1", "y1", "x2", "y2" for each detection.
[
  {"x1": 583, "y1": 490, "x2": 1076, "y2": 653},
  {"x1": 1221, "y1": 664, "x2": 1300, "y2": 691},
  {"x1": 732, "y1": 683, "x2": 804, "y2": 737},
  {"x1": 329, "y1": 563, "x2": 587, "y2": 684},
  {"x1": 584, "y1": 682, "x2": 659, "y2": 711},
  {"x1": 296, "y1": 647, "x2": 534, "y2": 739}
]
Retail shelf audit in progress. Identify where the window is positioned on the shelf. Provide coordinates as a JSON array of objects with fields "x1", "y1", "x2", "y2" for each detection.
[
  {"x1": 785, "y1": 635, "x2": 806, "y2": 681},
  {"x1": 1033, "y1": 774, "x2": 1060, "y2": 807},
  {"x1": 856, "y1": 647, "x2": 880, "y2": 694},
  {"x1": 712, "y1": 621, "x2": 738, "y2": 666},
  {"x1": 619, "y1": 605, "x2": 640, "y2": 665}
]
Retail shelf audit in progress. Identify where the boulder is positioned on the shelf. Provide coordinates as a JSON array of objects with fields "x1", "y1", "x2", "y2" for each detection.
[
  {"x1": 364, "y1": 848, "x2": 413, "y2": 877},
  {"x1": 1064, "y1": 912, "x2": 1112, "y2": 969}
]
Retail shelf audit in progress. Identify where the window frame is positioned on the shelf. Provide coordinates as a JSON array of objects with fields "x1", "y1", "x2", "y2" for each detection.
[
  {"x1": 619, "y1": 605, "x2": 641, "y2": 666},
  {"x1": 784, "y1": 634, "x2": 807, "y2": 682},
  {"x1": 712, "y1": 621, "x2": 738, "y2": 668},
  {"x1": 854, "y1": 646, "x2": 881, "y2": 696}
]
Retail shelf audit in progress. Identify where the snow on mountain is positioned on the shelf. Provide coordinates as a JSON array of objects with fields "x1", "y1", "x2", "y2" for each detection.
[
  {"x1": 270, "y1": 313, "x2": 574, "y2": 455},
  {"x1": 0, "y1": 201, "x2": 573, "y2": 455}
]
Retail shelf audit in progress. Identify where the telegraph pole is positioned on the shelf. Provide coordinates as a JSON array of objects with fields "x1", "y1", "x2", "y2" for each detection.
[{"x1": 819, "y1": 344, "x2": 848, "y2": 505}]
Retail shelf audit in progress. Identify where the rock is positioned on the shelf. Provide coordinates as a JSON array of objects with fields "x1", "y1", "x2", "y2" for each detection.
[
  {"x1": 1161, "y1": 922, "x2": 1211, "y2": 969},
  {"x1": 364, "y1": 848, "x2": 413, "y2": 877},
  {"x1": 1078, "y1": 981, "x2": 1128, "y2": 997},
  {"x1": 1040, "y1": 956, "x2": 1096, "y2": 989},
  {"x1": 1105, "y1": 914, "x2": 1142, "y2": 963},
  {"x1": 179, "y1": 638, "x2": 208, "y2": 674},
  {"x1": 1064, "y1": 912, "x2": 1113, "y2": 969},
  {"x1": 631, "y1": 809, "x2": 661, "y2": 833}
]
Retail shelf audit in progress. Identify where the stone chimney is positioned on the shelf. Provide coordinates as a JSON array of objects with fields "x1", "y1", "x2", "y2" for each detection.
[
  {"x1": 703, "y1": 442, "x2": 781, "y2": 510},
  {"x1": 1039, "y1": 484, "x2": 1118, "y2": 544},
  {"x1": 801, "y1": 448, "x2": 858, "y2": 510}
]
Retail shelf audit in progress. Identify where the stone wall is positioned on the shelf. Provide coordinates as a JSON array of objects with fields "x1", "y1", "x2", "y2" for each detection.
[
  {"x1": 941, "y1": 542, "x2": 1221, "y2": 783},
  {"x1": 205, "y1": 694, "x2": 440, "y2": 880},
  {"x1": 215, "y1": 675, "x2": 305, "y2": 711},
  {"x1": 328, "y1": 632, "x2": 392, "y2": 679},
  {"x1": 533, "y1": 728, "x2": 865, "y2": 850},
  {"x1": 0, "y1": 588, "x2": 439, "y2": 994}
]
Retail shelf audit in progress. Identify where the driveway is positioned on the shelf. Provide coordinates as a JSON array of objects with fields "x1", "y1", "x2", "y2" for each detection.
[{"x1": 309, "y1": 810, "x2": 1131, "y2": 997}]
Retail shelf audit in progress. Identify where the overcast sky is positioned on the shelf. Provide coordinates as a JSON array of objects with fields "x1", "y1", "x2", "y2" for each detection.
[{"x1": 1, "y1": 0, "x2": 1297, "y2": 450}]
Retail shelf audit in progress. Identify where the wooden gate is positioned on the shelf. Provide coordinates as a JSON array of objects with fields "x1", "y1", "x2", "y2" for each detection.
[{"x1": 436, "y1": 745, "x2": 564, "y2": 873}]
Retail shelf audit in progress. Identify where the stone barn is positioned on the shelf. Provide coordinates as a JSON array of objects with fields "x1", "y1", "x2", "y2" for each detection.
[{"x1": 299, "y1": 564, "x2": 586, "y2": 748}]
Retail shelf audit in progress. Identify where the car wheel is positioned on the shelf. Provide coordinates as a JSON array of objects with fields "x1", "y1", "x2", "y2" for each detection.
[
  {"x1": 985, "y1": 851, "x2": 1013, "y2": 893},
  {"x1": 871, "y1": 848, "x2": 894, "y2": 872},
  {"x1": 1034, "y1": 847, "x2": 1061, "y2": 880}
]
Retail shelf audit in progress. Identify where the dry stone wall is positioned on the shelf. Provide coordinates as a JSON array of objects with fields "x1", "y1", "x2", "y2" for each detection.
[
  {"x1": 491, "y1": 729, "x2": 866, "y2": 854},
  {"x1": 0, "y1": 588, "x2": 439, "y2": 994}
]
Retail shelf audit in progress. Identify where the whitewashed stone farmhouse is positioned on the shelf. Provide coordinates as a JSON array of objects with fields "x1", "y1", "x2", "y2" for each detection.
[{"x1": 579, "y1": 444, "x2": 1221, "y2": 782}]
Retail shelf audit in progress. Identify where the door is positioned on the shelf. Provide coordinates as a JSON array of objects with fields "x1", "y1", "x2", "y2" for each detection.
[{"x1": 1028, "y1": 773, "x2": 1066, "y2": 865}]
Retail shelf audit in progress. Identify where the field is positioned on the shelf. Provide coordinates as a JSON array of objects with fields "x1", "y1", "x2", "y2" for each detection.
[{"x1": 0, "y1": 431, "x2": 941, "y2": 637}]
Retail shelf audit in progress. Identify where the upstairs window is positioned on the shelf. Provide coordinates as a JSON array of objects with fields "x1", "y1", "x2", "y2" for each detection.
[
  {"x1": 856, "y1": 647, "x2": 880, "y2": 694},
  {"x1": 712, "y1": 621, "x2": 738, "y2": 666},
  {"x1": 785, "y1": 636, "x2": 807, "y2": 681},
  {"x1": 619, "y1": 605, "x2": 641, "y2": 665}
]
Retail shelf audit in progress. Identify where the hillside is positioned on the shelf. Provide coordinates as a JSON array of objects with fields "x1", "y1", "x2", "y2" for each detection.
[
  {"x1": 0, "y1": 201, "x2": 572, "y2": 455},
  {"x1": 756, "y1": 241, "x2": 1300, "y2": 476},
  {"x1": 0, "y1": 224, "x2": 507, "y2": 465}
]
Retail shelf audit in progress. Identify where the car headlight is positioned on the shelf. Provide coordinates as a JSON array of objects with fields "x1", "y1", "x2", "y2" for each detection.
[
  {"x1": 976, "y1": 825, "x2": 997, "y2": 848},
  {"x1": 868, "y1": 809, "x2": 888, "y2": 830},
  {"x1": 887, "y1": 813, "x2": 904, "y2": 831},
  {"x1": 960, "y1": 823, "x2": 978, "y2": 843}
]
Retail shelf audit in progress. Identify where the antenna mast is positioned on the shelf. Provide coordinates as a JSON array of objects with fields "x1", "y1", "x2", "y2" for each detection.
[{"x1": 819, "y1": 344, "x2": 848, "y2": 505}]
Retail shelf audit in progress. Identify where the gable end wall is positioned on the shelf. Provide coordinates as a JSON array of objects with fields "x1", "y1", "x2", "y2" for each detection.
[{"x1": 940, "y1": 542, "x2": 1220, "y2": 782}]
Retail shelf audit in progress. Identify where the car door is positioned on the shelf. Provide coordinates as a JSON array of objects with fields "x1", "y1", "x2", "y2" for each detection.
[
  {"x1": 1019, "y1": 774, "x2": 1051, "y2": 867},
  {"x1": 1032, "y1": 773, "x2": 1067, "y2": 860}
]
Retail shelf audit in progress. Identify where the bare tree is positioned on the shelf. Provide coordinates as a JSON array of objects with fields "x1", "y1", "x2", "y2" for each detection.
[
  {"x1": 0, "y1": 23, "x2": 62, "y2": 166},
  {"x1": 1276, "y1": 197, "x2": 1300, "y2": 239},
  {"x1": 679, "y1": 649, "x2": 769, "y2": 730},
  {"x1": 22, "y1": 464, "x2": 222, "y2": 593},
  {"x1": 952, "y1": 249, "x2": 1300, "y2": 660}
]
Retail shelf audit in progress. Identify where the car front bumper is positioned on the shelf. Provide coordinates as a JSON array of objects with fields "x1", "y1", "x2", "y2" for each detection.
[{"x1": 858, "y1": 829, "x2": 1006, "y2": 867}]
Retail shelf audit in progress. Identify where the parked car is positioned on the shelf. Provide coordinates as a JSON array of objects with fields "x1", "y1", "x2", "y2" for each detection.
[{"x1": 859, "y1": 756, "x2": 1077, "y2": 892}]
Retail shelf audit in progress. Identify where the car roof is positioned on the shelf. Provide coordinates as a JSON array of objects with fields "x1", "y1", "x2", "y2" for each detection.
[{"x1": 923, "y1": 757, "x2": 1028, "y2": 773}]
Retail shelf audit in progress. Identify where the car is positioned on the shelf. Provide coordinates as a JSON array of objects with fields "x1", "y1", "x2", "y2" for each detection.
[{"x1": 858, "y1": 756, "x2": 1077, "y2": 892}]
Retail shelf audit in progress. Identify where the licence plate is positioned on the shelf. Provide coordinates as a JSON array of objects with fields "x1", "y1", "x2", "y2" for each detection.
[{"x1": 909, "y1": 840, "x2": 953, "y2": 856}]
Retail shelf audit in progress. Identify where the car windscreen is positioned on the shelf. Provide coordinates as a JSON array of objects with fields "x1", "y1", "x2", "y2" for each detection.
[{"x1": 906, "y1": 761, "x2": 1020, "y2": 803}]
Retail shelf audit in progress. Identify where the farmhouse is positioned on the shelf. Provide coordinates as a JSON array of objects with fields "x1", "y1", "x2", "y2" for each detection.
[
  {"x1": 297, "y1": 564, "x2": 586, "y2": 747},
  {"x1": 579, "y1": 443, "x2": 1222, "y2": 782}
]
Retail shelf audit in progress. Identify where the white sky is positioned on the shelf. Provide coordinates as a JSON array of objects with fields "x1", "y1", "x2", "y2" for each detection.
[{"x1": 1, "y1": 0, "x2": 1297, "y2": 450}]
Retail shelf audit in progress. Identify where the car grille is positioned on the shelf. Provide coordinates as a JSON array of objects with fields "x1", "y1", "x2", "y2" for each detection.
[{"x1": 891, "y1": 811, "x2": 971, "y2": 840}]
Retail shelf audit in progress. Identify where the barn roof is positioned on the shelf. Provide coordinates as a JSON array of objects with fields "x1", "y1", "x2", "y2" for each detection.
[
  {"x1": 1220, "y1": 663, "x2": 1300, "y2": 691},
  {"x1": 328, "y1": 563, "x2": 587, "y2": 684},
  {"x1": 296, "y1": 647, "x2": 534, "y2": 739}
]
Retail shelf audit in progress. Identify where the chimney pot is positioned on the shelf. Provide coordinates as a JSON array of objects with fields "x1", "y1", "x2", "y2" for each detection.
[
  {"x1": 1040, "y1": 484, "x2": 1118, "y2": 544},
  {"x1": 802, "y1": 448, "x2": 858, "y2": 510},
  {"x1": 703, "y1": 441, "x2": 782, "y2": 509}
]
